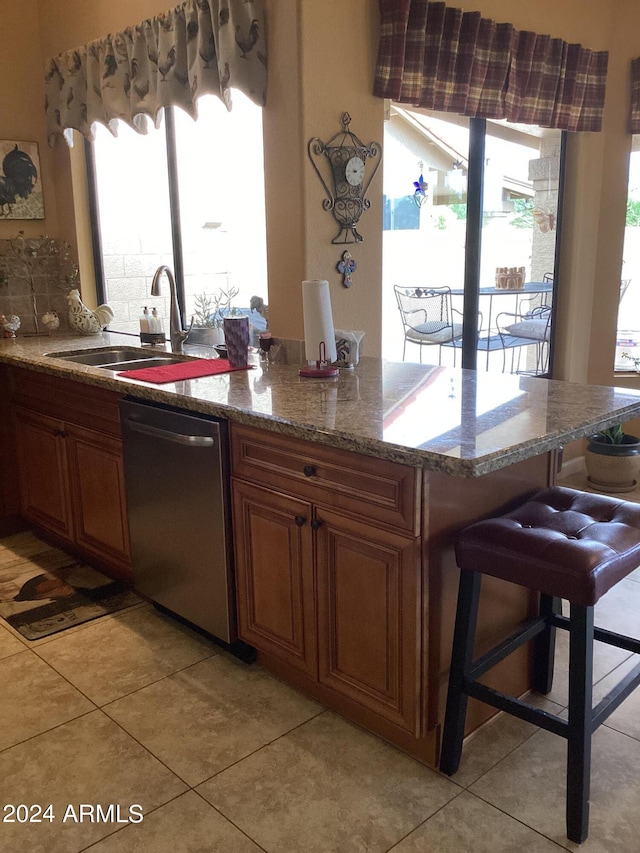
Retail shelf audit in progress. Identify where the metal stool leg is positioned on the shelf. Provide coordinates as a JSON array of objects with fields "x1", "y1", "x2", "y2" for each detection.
[
  {"x1": 440, "y1": 570, "x2": 482, "y2": 776},
  {"x1": 566, "y1": 604, "x2": 594, "y2": 844},
  {"x1": 534, "y1": 594, "x2": 561, "y2": 694}
]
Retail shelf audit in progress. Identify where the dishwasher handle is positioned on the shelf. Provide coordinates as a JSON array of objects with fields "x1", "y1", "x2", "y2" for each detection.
[{"x1": 124, "y1": 418, "x2": 217, "y2": 447}]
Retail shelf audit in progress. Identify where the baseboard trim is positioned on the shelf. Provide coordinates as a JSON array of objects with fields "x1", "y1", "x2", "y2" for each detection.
[
  {"x1": 559, "y1": 455, "x2": 586, "y2": 479},
  {"x1": 0, "y1": 515, "x2": 27, "y2": 539}
]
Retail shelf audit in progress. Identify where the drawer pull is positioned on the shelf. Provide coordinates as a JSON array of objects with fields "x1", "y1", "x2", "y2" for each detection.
[
  {"x1": 311, "y1": 518, "x2": 324, "y2": 531},
  {"x1": 303, "y1": 465, "x2": 317, "y2": 478},
  {"x1": 294, "y1": 515, "x2": 306, "y2": 527}
]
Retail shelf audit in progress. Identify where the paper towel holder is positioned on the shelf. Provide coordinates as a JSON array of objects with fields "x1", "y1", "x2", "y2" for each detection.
[{"x1": 299, "y1": 341, "x2": 339, "y2": 378}]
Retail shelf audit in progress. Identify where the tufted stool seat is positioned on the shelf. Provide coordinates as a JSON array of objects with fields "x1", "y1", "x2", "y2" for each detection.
[{"x1": 440, "y1": 486, "x2": 640, "y2": 844}]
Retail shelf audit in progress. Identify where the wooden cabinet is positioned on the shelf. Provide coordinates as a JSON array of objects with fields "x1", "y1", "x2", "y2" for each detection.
[
  {"x1": 0, "y1": 364, "x2": 21, "y2": 537},
  {"x1": 65, "y1": 422, "x2": 131, "y2": 572},
  {"x1": 12, "y1": 406, "x2": 74, "y2": 542},
  {"x1": 232, "y1": 480, "x2": 316, "y2": 677},
  {"x1": 231, "y1": 423, "x2": 421, "y2": 738},
  {"x1": 315, "y1": 507, "x2": 419, "y2": 734},
  {"x1": 10, "y1": 369, "x2": 131, "y2": 582}
]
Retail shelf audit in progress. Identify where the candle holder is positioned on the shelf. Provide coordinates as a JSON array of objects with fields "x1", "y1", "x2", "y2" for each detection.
[{"x1": 258, "y1": 331, "x2": 273, "y2": 360}]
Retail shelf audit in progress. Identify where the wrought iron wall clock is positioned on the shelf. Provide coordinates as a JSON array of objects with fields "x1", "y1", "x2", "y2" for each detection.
[{"x1": 308, "y1": 112, "x2": 382, "y2": 244}]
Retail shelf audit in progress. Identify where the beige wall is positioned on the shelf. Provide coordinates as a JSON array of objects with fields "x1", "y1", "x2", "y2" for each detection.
[
  {"x1": 297, "y1": 0, "x2": 382, "y2": 353},
  {"x1": 1, "y1": 0, "x2": 639, "y2": 392},
  {"x1": 0, "y1": 0, "x2": 58, "y2": 241}
]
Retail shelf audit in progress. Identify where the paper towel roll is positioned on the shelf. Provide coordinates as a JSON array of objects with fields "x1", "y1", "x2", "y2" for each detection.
[{"x1": 302, "y1": 280, "x2": 337, "y2": 364}]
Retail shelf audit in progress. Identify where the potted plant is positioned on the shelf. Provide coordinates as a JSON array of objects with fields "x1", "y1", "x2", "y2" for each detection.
[
  {"x1": 585, "y1": 423, "x2": 640, "y2": 493},
  {"x1": 188, "y1": 286, "x2": 239, "y2": 346},
  {"x1": 622, "y1": 351, "x2": 640, "y2": 372}
]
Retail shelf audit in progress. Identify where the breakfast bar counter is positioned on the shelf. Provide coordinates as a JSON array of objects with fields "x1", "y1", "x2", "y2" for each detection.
[
  {"x1": 2, "y1": 332, "x2": 640, "y2": 765},
  {"x1": 1, "y1": 331, "x2": 640, "y2": 477}
]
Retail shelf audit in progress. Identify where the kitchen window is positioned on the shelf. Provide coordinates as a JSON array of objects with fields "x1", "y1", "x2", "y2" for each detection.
[
  {"x1": 88, "y1": 91, "x2": 267, "y2": 336},
  {"x1": 615, "y1": 134, "x2": 640, "y2": 371},
  {"x1": 383, "y1": 108, "x2": 564, "y2": 376}
]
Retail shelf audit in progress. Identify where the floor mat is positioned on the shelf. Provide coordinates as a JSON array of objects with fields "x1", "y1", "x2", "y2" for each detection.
[{"x1": 0, "y1": 532, "x2": 141, "y2": 640}]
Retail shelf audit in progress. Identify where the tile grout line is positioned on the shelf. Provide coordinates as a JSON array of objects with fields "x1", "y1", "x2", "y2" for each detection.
[
  {"x1": 99, "y1": 697, "x2": 329, "y2": 792},
  {"x1": 453, "y1": 788, "x2": 571, "y2": 851},
  {"x1": 32, "y1": 641, "x2": 221, "y2": 709},
  {"x1": 191, "y1": 705, "x2": 330, "y2": 788},
  {"x1": 0, "y1": 704, "x2": 99, "y2": 757},
  {"x1": 192, "y1": 788, "x2": 272, "y2": 853}
]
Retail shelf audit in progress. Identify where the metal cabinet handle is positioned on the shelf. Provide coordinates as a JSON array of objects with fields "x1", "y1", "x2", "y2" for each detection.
[
  {"x1": 303, "y1": 465, "x2": 317, "y2": 477},
  {"x1": 53, "y1": 428, "x2": 68, "y2": 438},
  {"x1": 126, "y1": 419, "x2": 216, "y2": 447},
  {"x1": 310, "y1": 518, "x2": 324, "y2": 531},
  {"x1": 294, "y1": 515, "x2": 306, "y2": 527}
]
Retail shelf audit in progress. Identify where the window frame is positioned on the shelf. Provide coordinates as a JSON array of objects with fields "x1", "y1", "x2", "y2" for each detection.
[
  {"x1": 85, "y1": 104, "x2": 231, "y2": 329},
  {"x1": 459, "y1": 119, "x2": 567, "y2": 376}
]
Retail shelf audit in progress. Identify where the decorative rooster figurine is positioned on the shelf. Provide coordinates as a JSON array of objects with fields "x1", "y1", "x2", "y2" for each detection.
[
  {"x1": 67, "y1": 289, "x2": 113, "y2": 335},
  {"x1": 0, "y1": 314, "x2": 21, "y2": 338}
]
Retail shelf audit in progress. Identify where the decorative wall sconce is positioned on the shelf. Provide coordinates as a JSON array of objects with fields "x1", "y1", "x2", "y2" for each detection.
[{"x1": 308, "y1": 112, "x2": 382, "y2": 244}]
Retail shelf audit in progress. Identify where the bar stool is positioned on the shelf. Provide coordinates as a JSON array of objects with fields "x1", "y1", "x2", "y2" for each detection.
[{"x1": 440, "y1": 486, "x2": 640, "y2": 844}]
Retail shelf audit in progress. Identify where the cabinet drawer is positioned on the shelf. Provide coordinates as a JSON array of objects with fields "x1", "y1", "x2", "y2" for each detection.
[
  {"x1": 10, "y1": 367, "x2": 123, "y2": 437},
  {"x1": 231, "y1": 424, "x2": 419, "y2": 534}
]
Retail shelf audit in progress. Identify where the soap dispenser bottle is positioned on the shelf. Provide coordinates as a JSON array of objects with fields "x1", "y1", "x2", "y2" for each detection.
[
  {"x1": 151, "y1": 307, "x2": 163, "y2": 334},
  {"x1": 139, "y1": 307, "x2": 150, "y2": 333}
]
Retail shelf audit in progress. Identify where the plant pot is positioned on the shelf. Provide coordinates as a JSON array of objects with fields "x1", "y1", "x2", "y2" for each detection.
[
  {"x1": 187, "y1": 326, "x2": 225, "y2": 347},
  {"x1": 585, "y1": 434, "x2": 640, "y2": 493}
]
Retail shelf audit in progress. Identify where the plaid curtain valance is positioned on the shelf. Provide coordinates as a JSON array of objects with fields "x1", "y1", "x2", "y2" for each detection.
[
  {"x1": 374, "y1": 0, "x2": 608, "y2": 132},
  {"x1": 45, "y1": 0, "x2": 267, "y2": 147},
  {"x1": 630, "y1": 57, "x2": 640, "y2": 133}
]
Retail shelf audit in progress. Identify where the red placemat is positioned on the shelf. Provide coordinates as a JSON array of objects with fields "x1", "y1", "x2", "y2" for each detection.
[{"x1": 118, "y1": 358, "x2": 254, "y2": 384}]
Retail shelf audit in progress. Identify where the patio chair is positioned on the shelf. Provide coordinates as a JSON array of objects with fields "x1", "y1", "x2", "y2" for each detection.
[
  {"x1": 496, "y1": 304, "x2": 552, "y2": 375},
  {"x1": 394, "y1": 285, "x2": 463, "y2": 364}
]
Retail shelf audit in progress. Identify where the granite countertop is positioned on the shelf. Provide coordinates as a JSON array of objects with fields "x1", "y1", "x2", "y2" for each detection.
[{"x1": 2, "y1": 331, "x2": 640, "y2": 477}]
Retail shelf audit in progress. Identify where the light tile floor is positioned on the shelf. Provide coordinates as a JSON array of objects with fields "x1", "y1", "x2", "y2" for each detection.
[{"x1": 0, "y1": 528, "x2": 639, "y2": 852}]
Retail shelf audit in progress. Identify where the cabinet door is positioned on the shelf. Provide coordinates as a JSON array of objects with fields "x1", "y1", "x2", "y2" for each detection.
[
  {"x1": 232, "y1": 479, "x2": 317, "y2": 677},
  {"x1": 315, "y1": 507, "x2": 420, "y2": 735},
  {"x1": 65, "y1": 423, "x2": 131, "y2": 579},
  {"x1": 12, "y1": 406, "x2": 73, "y2": 542}
]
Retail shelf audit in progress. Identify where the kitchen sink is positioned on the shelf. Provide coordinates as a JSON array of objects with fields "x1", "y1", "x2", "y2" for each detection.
[{"x1": 45, "y1": 347, "x2": 196, "y2": 372}]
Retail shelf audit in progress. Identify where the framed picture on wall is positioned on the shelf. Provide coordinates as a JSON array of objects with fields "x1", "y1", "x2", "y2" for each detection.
[{"x1": 0, "y1": 140, "x2": 45, "y2": 220}]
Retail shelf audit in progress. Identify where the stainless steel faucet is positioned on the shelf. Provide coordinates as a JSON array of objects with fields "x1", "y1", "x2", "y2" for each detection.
[{"x1": 150, "y1": 265, "x2": 189, "y2": 353}]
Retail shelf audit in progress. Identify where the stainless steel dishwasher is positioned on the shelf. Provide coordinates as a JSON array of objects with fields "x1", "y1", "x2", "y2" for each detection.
[{"x1": 119, "y1": 399, "x2": 254, "y2": 661}]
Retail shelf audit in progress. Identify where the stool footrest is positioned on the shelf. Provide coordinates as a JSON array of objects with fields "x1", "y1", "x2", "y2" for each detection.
[
  {"x1": 592, "y1": 660, "x2": 640, "y2": 730},
  {"x1": 553, "y1": 613, "x2": 640, "y2": 655},
  {"x1": 469, "y1": 616, "x2": 547, "y2": 681},
  {"x1": 593, "y1": 625, "x2": 640, "y2": 655},
  {"x1": 464, "y1": 679, "x2": 568, "y2": 736}
]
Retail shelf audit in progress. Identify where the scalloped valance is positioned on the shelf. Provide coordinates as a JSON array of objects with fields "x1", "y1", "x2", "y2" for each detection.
[
  {"x1": 45, "y1": 0, "x2": 267, "y2": 146},
  {"x1": 374, "y1": 0, "x2": 608, "y2": 132}
]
